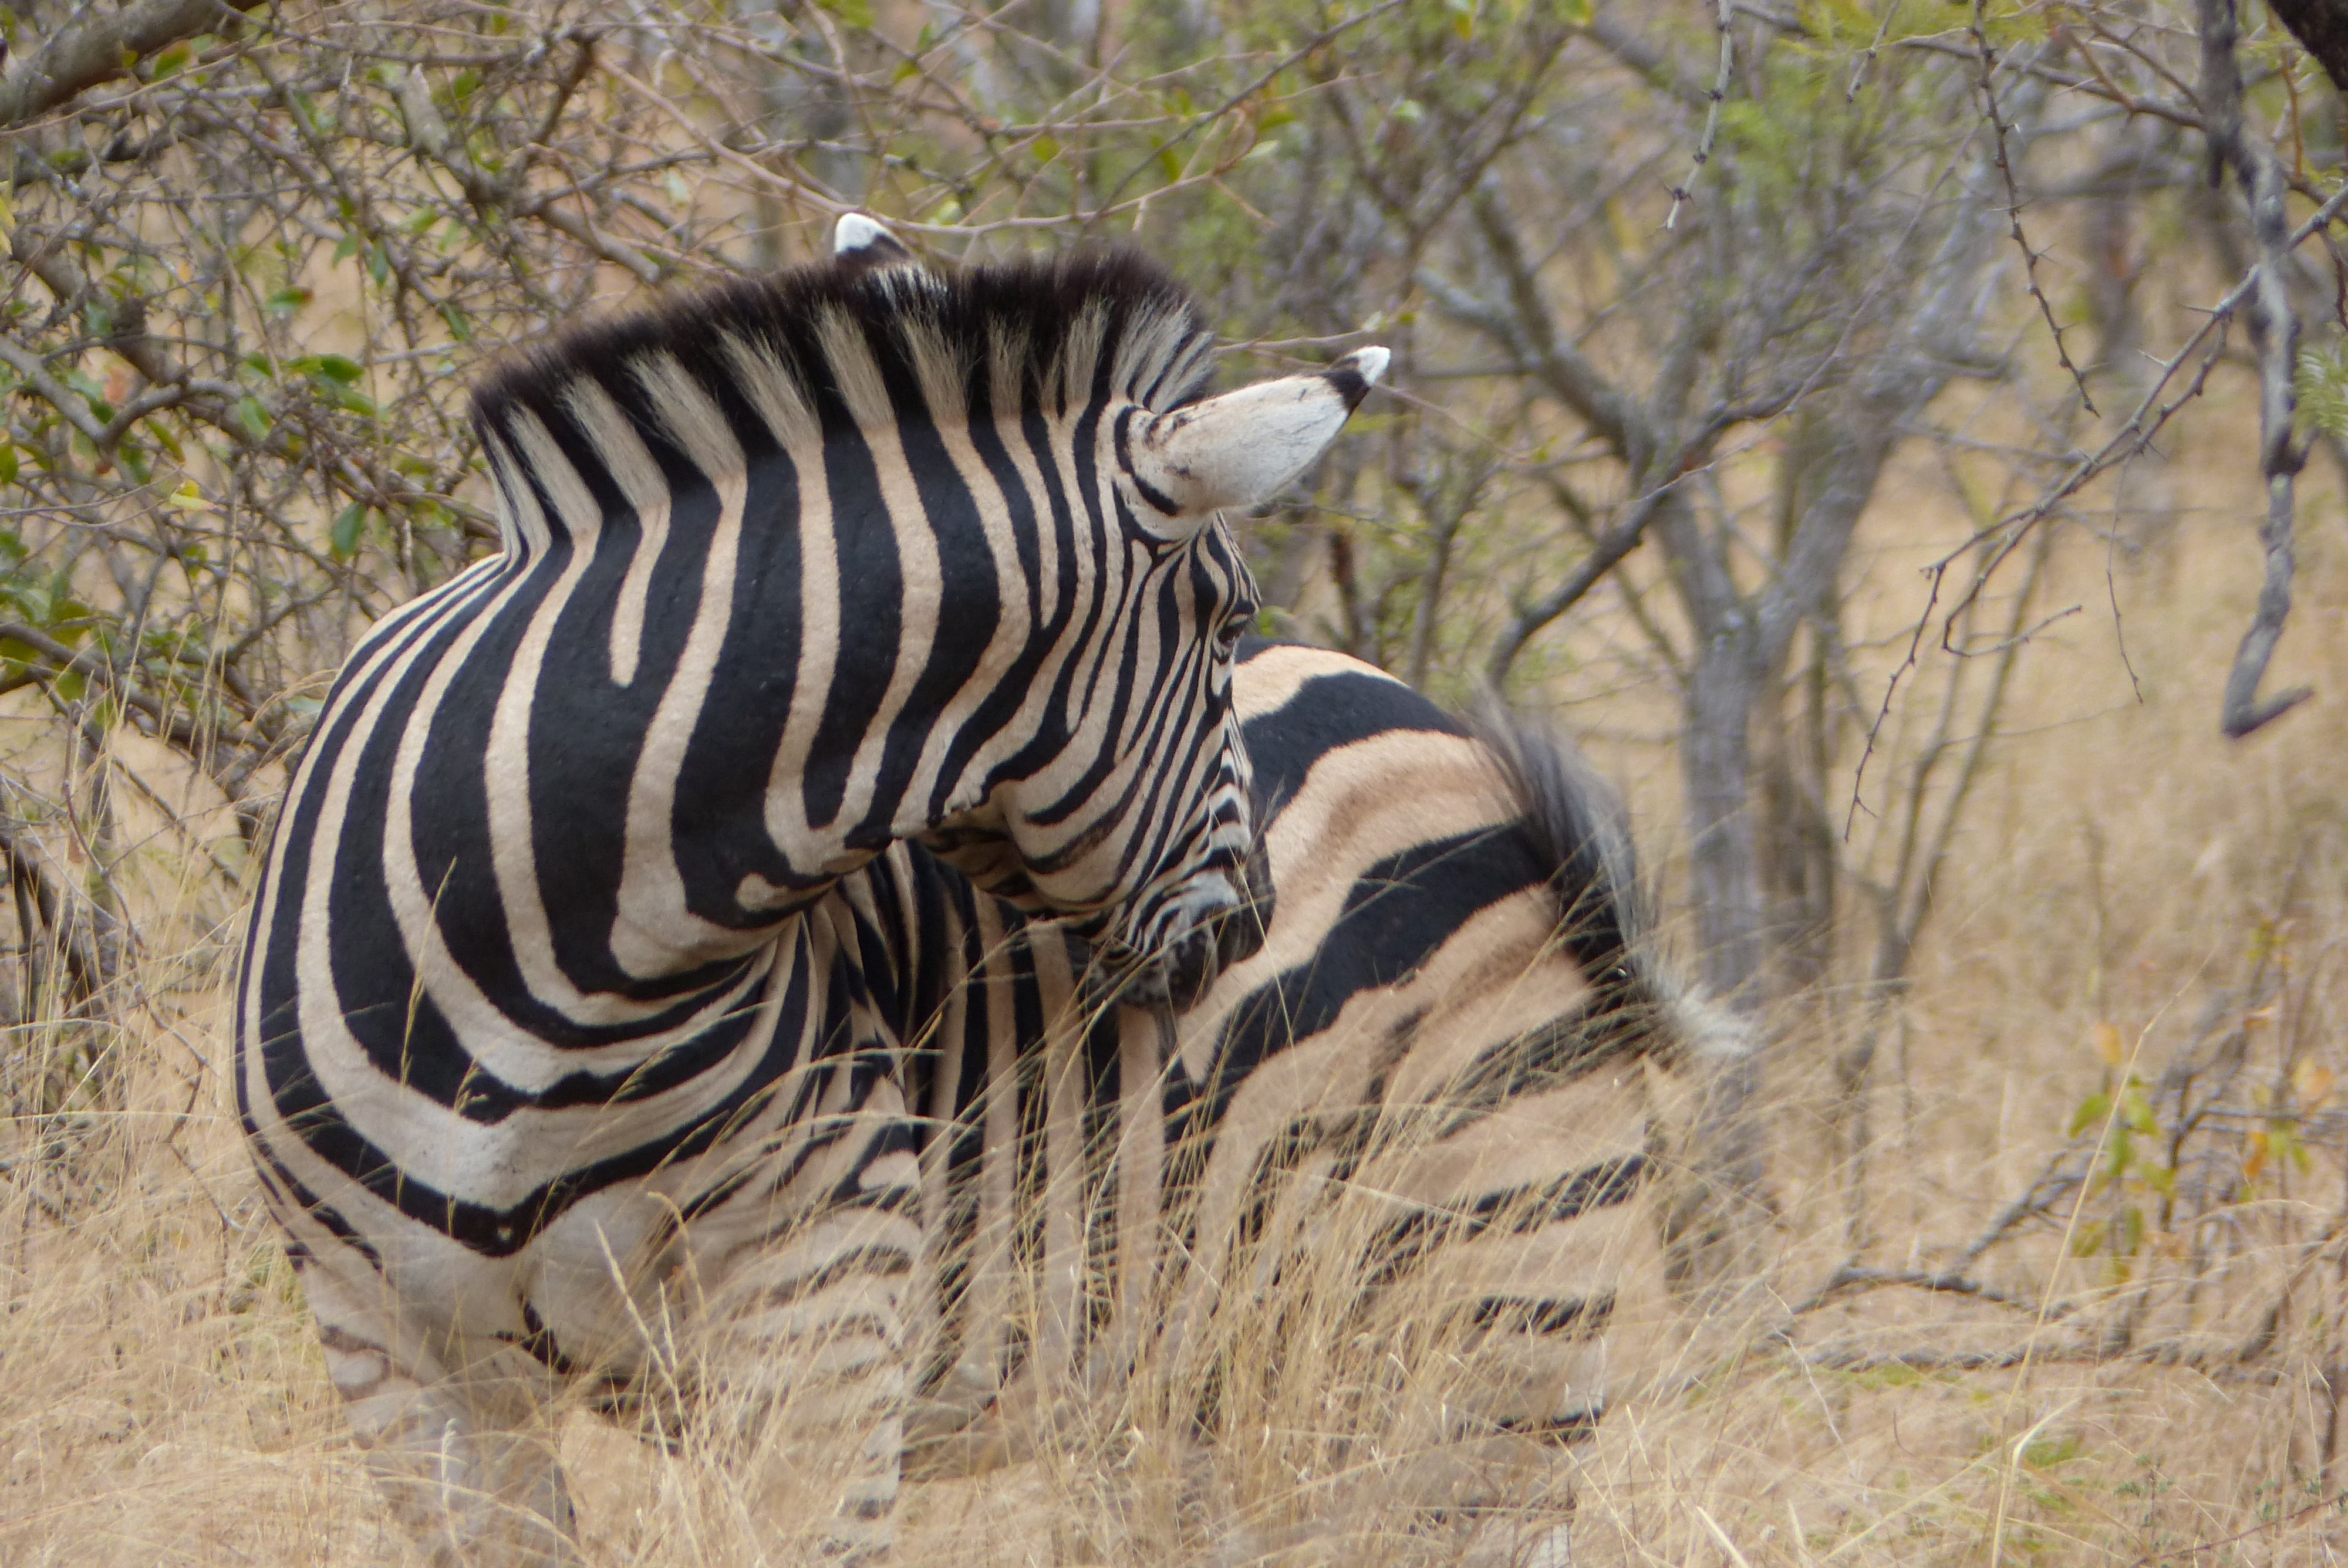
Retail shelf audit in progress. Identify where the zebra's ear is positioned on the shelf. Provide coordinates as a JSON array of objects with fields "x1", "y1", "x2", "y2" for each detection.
[
  {"x1": 833, "y1": 212, "x2": 919, "y2": 276},
  {"x1": 1125, "y1": 347, "x2": 1388, "y2": 535}
]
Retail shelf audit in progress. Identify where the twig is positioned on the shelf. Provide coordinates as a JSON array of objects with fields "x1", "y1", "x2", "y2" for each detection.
[
  {"x1": 1665, "y1": 0, "x2": 1734, "y2": 229},
  {"x1": 1846, "y1": 0, "x2": 1903, "y2": 100},
  {"x1": 1844, "y1": 560, "x2": 1942, "y2": 840},
  {"x1": 2104, "y1": 521, "x2": 2145, "y2": 703},
  {"x1": 1792, "y1": 1263, "x2": 2080, "y2": 1320},
  {"x1": 1968, "y1": 17, "x2": 2098, "y2": 413},
  {"x1": 2121, "y1": 1488, "x2": 2348, "y2": 1564}
]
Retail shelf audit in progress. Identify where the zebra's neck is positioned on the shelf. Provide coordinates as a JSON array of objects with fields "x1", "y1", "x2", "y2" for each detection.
[{"x1": 454, "y1": 414, "x2": 1093, "y2": 985}]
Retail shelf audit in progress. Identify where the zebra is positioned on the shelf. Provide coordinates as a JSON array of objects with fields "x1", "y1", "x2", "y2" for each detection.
[
  {"x1": 896, "y1": 637, "x2": 1723, "y2": 1533},
  {"x1": 236, "y1": 221, "x2": 1385, "y2": 1565}
]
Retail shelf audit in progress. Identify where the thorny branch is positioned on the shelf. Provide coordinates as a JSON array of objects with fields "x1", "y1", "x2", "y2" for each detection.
[{"x1": 1967, "y1": 17, "x2": 2097, "y2": 413}]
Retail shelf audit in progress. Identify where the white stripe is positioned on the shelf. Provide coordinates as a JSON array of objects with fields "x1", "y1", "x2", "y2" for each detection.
[
  {"x1": 610, "y1": 354, "x2": 760, "y2": 979},
  {"x1": 565, "y1": 380, "x2": 672, "y2": 690}
]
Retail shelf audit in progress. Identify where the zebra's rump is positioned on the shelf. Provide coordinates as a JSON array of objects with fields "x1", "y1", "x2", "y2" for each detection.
[{"x1": 906, "y1": 640, "x2": 1684, "y2": 1478}]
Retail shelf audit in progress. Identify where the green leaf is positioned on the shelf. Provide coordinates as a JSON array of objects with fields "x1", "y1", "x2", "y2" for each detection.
[
  {"x1": 5, "y1": 583, "x2": 49, "y2": 623},
  {"x1": 2298, "y1": 345, "x2": 2348, "y2": 438},
  {"x1": 235, "y1": 396, "x2": 271, "y2": 441},
  {"x1": 265, "y1": 286, "x2": 312, "y2": 314},
  {"x1": 0, "y1": 443, "x2": 17, "y2": 487},
  {"x1": 49, "y1": 569, "x2": 82, "y2": 628},
  {"x1": 306, "y1": 354, "x2": 365, "y2": 386},
  {"x1": 2067, "y1": 1091, "x2": 2111, "y2": 1138},
  {"x1": 330, "y1": 501, "x2": 367, "y2": 561}
]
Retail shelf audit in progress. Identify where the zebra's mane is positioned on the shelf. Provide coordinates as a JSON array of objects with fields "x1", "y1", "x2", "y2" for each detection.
[{"x1": 468, "y1": 248, "x2": 1219, "y2": 473}]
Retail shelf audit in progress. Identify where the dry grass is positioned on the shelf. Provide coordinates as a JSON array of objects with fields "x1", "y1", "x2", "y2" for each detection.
[{"x1": 9, "y1": 403, "x2": 2348, "y2": 1568}]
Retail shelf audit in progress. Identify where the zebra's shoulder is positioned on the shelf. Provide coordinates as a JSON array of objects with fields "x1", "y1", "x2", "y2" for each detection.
[{"x1": 467, "y1": 244, "x2": 1220, "y2": 459}]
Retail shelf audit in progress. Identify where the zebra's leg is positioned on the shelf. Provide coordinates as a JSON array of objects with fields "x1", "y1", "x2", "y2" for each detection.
[
  {"x1": 688, "y1": 1111, "x2": 927, "y2": 1562},
  {"x1": 298, "y1": 1258, "x2": 576, "y2": 1567},
  {"x1": 688, "y1": 1202, "x2": 917, "y2": 1564}
]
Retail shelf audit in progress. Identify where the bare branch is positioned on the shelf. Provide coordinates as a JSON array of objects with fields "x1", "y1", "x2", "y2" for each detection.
[
  {"x1": 2201, "y1": 0, "x2": 2316, "y2": 736},
  {"x1": 1485, "y1": 482, "x2": 1675, "y2": 686},
  {"x1": 1665, "y1": 0, "x2": 1733, "y2": 230}
]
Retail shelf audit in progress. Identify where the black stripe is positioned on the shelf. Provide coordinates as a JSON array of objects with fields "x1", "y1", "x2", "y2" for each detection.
[{"x1": 804, "y1": 416, "x2": 900, "y2": 835}]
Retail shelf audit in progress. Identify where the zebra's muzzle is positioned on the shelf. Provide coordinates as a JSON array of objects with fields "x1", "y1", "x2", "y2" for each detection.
[{"x1": 1087, "y1": 839, "x2": 1269, "y2": 1012}]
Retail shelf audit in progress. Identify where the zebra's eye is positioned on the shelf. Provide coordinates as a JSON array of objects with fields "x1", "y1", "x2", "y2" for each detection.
[{"x1": 1215, "y1": 614, "x2": 1248, "y2": 654}]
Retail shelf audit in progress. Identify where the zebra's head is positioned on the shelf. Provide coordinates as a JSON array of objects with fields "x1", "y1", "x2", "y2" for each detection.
[{"x1": 832, "y1": 216, "x2": 1383, "y2": 1006}]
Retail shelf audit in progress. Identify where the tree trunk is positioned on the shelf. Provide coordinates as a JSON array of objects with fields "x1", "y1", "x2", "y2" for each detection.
[{"x1": 1670, "y1": 630, "x2": 1777, "y2": 1270}]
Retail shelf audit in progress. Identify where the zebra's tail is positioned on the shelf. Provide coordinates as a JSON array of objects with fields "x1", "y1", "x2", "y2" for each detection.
[{"x1": 1469, "y1": 700, "x2": 1752, "y2": 1072}]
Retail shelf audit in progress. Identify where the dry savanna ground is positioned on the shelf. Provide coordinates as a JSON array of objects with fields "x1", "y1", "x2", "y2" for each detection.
[{"x1": 5, "y1": 375, "x2": 2348, "y2": 1568}]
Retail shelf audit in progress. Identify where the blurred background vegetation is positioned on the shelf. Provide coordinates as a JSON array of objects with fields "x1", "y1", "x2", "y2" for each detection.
[{"x1": 9, "y1": 0, "x2": 2348, "y2": 1562}]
